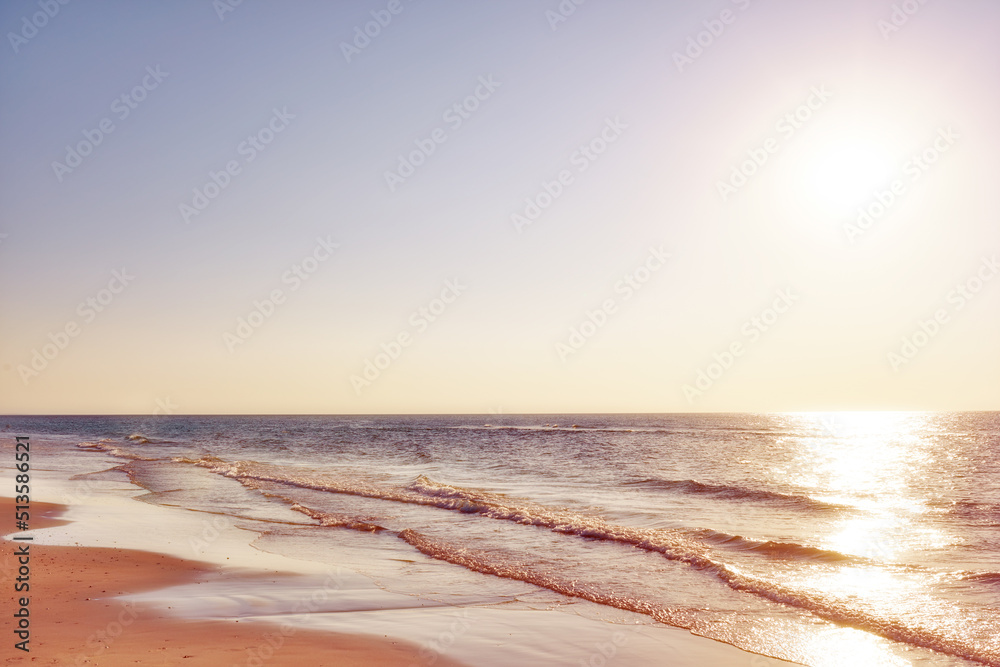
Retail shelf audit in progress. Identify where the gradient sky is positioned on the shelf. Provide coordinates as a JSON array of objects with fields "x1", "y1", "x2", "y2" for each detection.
[{"x1": 1, "y1": 0, "x2": 998, "y2": 414}]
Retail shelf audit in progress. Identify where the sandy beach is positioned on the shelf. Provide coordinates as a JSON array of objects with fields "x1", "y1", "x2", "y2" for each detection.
[{"x1": 2, "y1": 496, "x2": 470, "y2": 666}]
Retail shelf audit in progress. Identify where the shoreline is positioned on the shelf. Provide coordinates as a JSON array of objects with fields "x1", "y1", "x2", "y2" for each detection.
[
  {"x1": 2, "y1": 496, "x2": 470, "y2": 666},
  {"x1": 1, "y1": 435, "x2": 809, "y2": 666}
]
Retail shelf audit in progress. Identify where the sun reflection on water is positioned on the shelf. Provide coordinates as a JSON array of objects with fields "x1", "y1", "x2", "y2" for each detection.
[
  {"x1": 777, "y1": 412, "x2": 954, "y2": 557},
  {"x1": 804, "y1": 625, "x2": 915, "y2": 667},
  {"x1": 757, "y1": 413, "x2": 971, "y2": 664}
]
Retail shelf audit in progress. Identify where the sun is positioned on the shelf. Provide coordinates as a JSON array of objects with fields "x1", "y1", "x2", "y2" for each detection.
[{"x1": 798, "y1": 136, "x2": 898, "y2": 213}]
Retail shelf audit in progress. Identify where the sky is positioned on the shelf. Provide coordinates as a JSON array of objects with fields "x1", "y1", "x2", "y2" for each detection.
[{"x1": 1, "y1": 0, "x2": 998, "y2": 415}]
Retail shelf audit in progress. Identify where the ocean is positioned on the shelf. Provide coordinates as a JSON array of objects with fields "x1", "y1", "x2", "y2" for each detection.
[{"x1": 6, "y1": 412, "x2": 999, "y2": 666}]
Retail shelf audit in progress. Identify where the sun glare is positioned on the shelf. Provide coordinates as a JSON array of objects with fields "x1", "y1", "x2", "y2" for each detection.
[{"x1": 799, "y1": 138, "x2": 898, "y2": 213}]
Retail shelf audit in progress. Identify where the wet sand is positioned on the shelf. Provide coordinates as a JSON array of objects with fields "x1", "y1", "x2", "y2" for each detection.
[{"x1": 1, "y1": 496, "x2": 468, "y2": 666}]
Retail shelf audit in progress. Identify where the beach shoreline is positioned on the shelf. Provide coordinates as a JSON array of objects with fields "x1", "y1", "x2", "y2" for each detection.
[
  {"x1": 1, "y1": 496, "x2": 470, "y2": 666},
  {"x1": 1, "y1": 432, "x2": 811, "y2": 666}
]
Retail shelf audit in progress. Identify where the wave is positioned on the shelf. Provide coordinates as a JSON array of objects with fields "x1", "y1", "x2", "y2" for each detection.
[
  {"x1": 126, "y1": 432, "x2": 182, "y2": 446},
  {"x1": 397, "y1": 528, "x2": 998, "y2": 666},
  {"x1": 439, "y1": 424, "x2": 799, "y2": 436},
  {"x1": 960, "y1": 571, "x2": 1000, "y2": 587},
  {"x1": 288, "y1": 503, "x2": 386, "y2": 533},
  {"x1": 627, "y1": 478, "x2": 844, "y2": 512},
  {"x1": 178, "y1": 461, "x2": 713, "y2": 562},
  {"x1": 448, "y1": 424, "x2": 640, "y2": 433},
  {"x1": 194, "y1": 464, "x2": 1000, "y2": 663},
  {"x1": 77, "y1": 448, "x2": 1000, "y2": 664},
  {"x1": 145, "y1": 463, "x2": 853, "y2": 567},
  {"x1": 397, "y1": 528, "x2": 693, "y2": 628},
  {"x1": 77, "y1": 441, "x2": 160, "y2": 461},
  {"x1": 692, "y1": 529, "x2": 856, "y2": 564},
  {"x1": 948, "y1": 499, "x2": 1000, "y2": 524}
]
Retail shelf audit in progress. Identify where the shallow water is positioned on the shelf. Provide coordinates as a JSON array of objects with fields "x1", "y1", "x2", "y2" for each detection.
[{"x1": 7, "y1": 412, "x2": 999, "y2": 666}]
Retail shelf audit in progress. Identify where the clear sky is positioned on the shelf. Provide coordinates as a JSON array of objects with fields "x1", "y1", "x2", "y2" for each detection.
[{"x1": 1, "y1": 0, "x2": 998, "y2": 414}]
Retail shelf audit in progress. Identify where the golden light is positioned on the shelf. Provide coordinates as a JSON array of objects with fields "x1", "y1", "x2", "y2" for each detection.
[
  {"x1": 784, "y1": 412, "x2": 924, "y2": 506},
  {"x1": 778, "y1": 413, "x2": 954, "y2": 559},
  {"x1": 796, "y1": 135, "x2": 898, "y2": 213},
  {"x1": 827, "y1": 514, "x2": 901, "y2": 561},
  {"x1": 804, "y1": 624, "x2": 914, "y2": 667}
]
